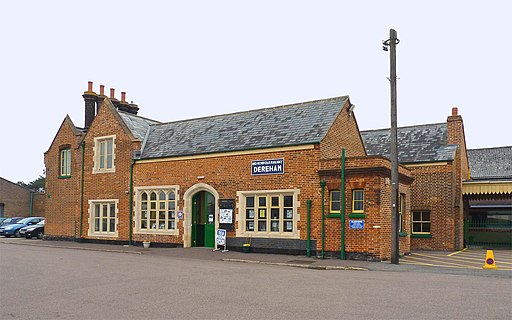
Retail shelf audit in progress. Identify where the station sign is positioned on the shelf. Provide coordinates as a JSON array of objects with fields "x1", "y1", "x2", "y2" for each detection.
[{"x1": 251, "y1": 158, "x2": 284, "y2": 175}]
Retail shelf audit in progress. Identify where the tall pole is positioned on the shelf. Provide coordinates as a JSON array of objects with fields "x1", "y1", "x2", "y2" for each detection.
[{"x1": 387, "y1": 29, "x2": 400, "y2": 264}]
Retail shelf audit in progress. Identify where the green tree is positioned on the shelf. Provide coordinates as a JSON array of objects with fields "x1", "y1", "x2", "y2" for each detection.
[{"x1": 17, "y1": 175, "x2": 45, "y2": 192}]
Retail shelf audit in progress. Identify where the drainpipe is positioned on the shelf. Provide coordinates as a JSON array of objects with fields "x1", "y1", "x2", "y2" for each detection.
[
  {"x1": 306, "y1": 200, "x2": 312, "y2": 257},
  {"x1": 79, "y1": 141, "x2": 85, "y2": 240},
  {"x1": 320, "y1": 179, "x2": 326, "y2": 259},
  {"x1": 29, "y1": 191, "x2": 34, "y2": 217},
  {"x1": 129, "y1": 160, "x2": 135, "y2": 245},
  {"x1": 341, "y1": 148, "x2": 346, "y2": 260}
]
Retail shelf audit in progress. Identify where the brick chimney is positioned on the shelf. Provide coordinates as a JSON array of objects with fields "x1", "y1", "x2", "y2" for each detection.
[
  {"x1": 83, "y1": 81, "x2": 98, "y2": 129},
  {"x1": 96, "y1": 84, "x2": 106, "y2": 114}
]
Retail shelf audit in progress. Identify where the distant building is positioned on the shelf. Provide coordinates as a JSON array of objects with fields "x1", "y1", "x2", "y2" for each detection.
[{"x1": 0, "y1": 177, "x2": 45, "y2": 218}]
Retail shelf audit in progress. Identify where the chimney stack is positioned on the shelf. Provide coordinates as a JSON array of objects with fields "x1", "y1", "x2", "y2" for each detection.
[
  {"x1": 83, "y1": 81, "x2": 98, "y2": 129},
  {"x1": 452, "y1": 107, "x2": 458, "y2": 116},
  {"x1": 96, "y1": 84, "x2": 106, "y2": 114}
]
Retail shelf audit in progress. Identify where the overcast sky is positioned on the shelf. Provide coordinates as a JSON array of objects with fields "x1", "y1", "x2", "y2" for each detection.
[{"x1": 0, "y1": 0, "x2": 510, "y2": 184}]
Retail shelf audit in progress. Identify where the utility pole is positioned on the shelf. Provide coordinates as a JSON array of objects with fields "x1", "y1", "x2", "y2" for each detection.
[{"x1": 383, "y1": 29, "x2": 400, "y2": 264}]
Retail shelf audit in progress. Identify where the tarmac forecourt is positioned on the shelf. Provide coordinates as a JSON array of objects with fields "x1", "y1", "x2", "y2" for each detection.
[{"x1": 401, "y1": 248, "x2": 512, "y2": 270}]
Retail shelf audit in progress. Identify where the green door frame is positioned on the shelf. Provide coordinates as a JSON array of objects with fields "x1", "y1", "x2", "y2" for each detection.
[{"x1": 191, "y1": 191, "x2": 216, "y2": 248}]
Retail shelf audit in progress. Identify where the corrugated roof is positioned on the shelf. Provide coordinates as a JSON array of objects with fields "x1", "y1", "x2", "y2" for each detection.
[
  {"x1": 360, "y1": 123, "x2": 457, "y2": 163},
  {"x1": 468, "y1": 146, "x2": 512, "y2": 180},
  {"x1": 118, "y1": 111, "x2": 160, "y2": 140},
  {"x1": 141, "y1": 96, "x2": 348, "y2": 159}
]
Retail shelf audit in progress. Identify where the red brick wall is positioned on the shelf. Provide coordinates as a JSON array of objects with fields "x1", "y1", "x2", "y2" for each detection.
[
  {"x1": 32, "y1": 193, "x2": 46, "y2": 217},
  {"x1": 44, "y1": 118, "x2": 82, "y2": 237},
  {"x1": 0, "y1": 178, "x2": 31, "y2": 217},
  {"x1": 408, "y1": 163, "x2": 457, "y2": 250},
  {"x1": 80, "y1": 101, "x2": 139, "y2": 240},
  {"x1": 319, "y1": 156, "x2": 413, "y2": 260},
  {"x1": 320, "y1": 102, "x2": 367, "y2": 159},
  {"x1": 134, "y1": 147, "x2": 322, "y2": 244}
]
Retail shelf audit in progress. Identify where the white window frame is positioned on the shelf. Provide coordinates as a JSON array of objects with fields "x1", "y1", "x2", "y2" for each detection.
[
  {"x1": 412, "y1": 210, "x2": 431, "y2": 235},
  {"x1": 236, "y1": 189, "x2": 300, "y2": 239},
  {"x1": 60, "y1": 148, "x2": 71, "y2": 177},
  {"x1": 93, "y1": 135, "x2": 116, "y2": 174},
  {"x1": 88, "y1": 199, "x2": 118, "y2": 238},
  {"x1": 134, "y1": 186, "x2": 180, "y2": 235}
]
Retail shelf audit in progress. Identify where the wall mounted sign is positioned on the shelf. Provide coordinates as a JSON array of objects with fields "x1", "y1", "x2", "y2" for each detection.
[
  {"x1": 349, "y1": 220, "x2": 364, "y2": 229},
  {"x1": 219, "y1": 199, "x2": 235, "y2": 231},
  {"x1": 251, "y1": 158, "x2": 284, "y2": 175}
]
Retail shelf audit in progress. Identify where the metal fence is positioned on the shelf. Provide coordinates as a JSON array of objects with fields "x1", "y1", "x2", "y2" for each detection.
[{"x1": 464, "y1": 219, "x2": 512, "y2": 248}]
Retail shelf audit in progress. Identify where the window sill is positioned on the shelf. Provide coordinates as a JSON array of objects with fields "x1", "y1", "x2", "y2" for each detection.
[
  {"x1": 411, "y1": 234, "x2": 432, "y2": 238},
  {"x1": 348, "y1": 213, "x2": 366, "y2": 219},
  {"x1": 399, "y1": 232, "x2": 408, "y2": 237},
  {"x1": 58, "y1": 175, "x2": 71, "y2": 179},
  {"x1": 326, "y1": 213, "x2": 341, "y2": 218}
]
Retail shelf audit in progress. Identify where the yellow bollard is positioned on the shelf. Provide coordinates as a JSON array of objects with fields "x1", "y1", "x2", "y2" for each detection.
[{"x1": 482, "y1": 250, "x2": 498, "y2": 269}]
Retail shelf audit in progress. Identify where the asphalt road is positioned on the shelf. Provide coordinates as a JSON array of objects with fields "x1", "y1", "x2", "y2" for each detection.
[{"x1": 1, "y1": 243, "x2": 511, "y2": 320}]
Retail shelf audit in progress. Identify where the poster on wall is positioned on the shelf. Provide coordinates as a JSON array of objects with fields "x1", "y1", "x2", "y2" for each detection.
[
  {"x1": 219, "y1": 209, "x2": 233, "y2": 224},
  {"x1": 219, "y1": 199, "x2": 235, "y2": 231}
]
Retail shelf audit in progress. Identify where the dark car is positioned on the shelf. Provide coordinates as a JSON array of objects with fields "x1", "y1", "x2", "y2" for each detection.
[
  {"x1": 19, "y1": 220, "x2": 45, "y2": 239},
  {"x1": 0, "y1": 217, "x2": 23, "y2": 227},
  {"x1": 0, "y1": 217, "x2": 44, "y2": 237}
]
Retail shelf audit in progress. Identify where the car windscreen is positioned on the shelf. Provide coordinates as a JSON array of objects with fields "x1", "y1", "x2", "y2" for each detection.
[{"x1": 16, "y1": 218, "x2": 32, "y2": 225}]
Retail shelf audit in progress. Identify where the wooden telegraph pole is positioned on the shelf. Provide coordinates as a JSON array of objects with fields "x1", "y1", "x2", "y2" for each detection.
[{"x1": 383, "y1": 29, "x2": 400, "y2": 264}]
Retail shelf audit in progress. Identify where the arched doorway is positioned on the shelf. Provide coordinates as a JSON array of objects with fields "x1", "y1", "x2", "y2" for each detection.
[{"x1": 191, "y1": 191, "x2": 216, "y2": 247}]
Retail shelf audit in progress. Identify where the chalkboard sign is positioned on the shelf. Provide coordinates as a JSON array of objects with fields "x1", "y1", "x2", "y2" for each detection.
[{"x1": 219, "y1": 199, "x2": 235, "y2": 231}]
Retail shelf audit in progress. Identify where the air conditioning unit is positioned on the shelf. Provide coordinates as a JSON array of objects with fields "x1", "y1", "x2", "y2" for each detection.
[{"x1": 132, "y1": 150, "x2": 141, "y2": 159}]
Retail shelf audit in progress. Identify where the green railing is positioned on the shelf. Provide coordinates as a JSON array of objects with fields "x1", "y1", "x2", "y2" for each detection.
[{"x1": 465, "y1": 219, "x2": 512, "y2": 248}]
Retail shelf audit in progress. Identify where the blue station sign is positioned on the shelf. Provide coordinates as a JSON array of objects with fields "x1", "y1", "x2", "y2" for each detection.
[
  {"x1": 349, "y1": 220, "x2": 364, "y2": 229},
  {"x1": 251, "y1": 158, "x2": 284, "y2": 175}
]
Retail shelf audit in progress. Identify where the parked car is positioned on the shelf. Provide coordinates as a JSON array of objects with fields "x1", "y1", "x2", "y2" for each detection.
[
  {"x1": 19, "y1": 220, "x2": 45, "y2": 239},
  {"x1": 0, "y1": 217, "x2": 23, "y2": 227},
  {"x1": 0, "y1": 218, "x2": 6, "y2": 225},
  {"x1": 0, "y1": 217, "x2": 44, "y2": 238}
]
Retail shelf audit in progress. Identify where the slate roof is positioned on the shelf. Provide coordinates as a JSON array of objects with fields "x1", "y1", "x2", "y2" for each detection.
[
  {"x1": 141, "y1": 96, "x2": 348, "y2": 159},
  {"x1": 360, "y1": 123, "x2": 458, "y2": 163},
  {"x1": 118, "y1": 111, "x2": 160, "y2": 140},
  {"x1": 467, "y1": 146, "x2": 512, "y2": 180}
]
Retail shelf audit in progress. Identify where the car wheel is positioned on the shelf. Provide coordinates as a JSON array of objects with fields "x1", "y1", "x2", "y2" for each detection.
[
  {"x1": 14, "y1": 230, "x2": 20, "y2": 238},
  {"x1": 37, "y1": 231, "x2": 43, "y2": 239},
  {"x1": 26, "y1": 235, "x2": 32, "y2": 239}
]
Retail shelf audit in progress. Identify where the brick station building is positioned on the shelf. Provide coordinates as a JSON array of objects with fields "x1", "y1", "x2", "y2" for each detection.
[{"x1": 44, "y1": 82, "x2": 473, "y2": 260}]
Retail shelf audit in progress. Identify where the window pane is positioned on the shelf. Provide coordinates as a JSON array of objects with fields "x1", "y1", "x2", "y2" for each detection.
[
  {"x1": 246, "y1": 209, "x2": 254, "y2": 219},
  {"x1": 258, "y1": 208, "x2": 267, "y2": 219},
  {"x1": 246, "y1": 221, "x2": 254, "y2": 231},
  {"x1": 107, "y1": 155, "x2": 112, "y2": 169},
  {"x1": 331, "y1": 202, "x2": 340, "y2": 211},
  {"x1": 422, "y1": 212, "x2": 430, "y2": 221},
  {"x1": 331, "y1": 191, "x2": 340, "y2": 201},
  {"x1": 258, "y1": 221, "x2": 266, "y2": 232},
  {"x1": 169, "y1": 202, "x2": 175, "y2": 210},
  {"x1": 141, "y1": 220, "x2": 147, "y2": 229},
  {"x1": 284, "y1": 196, "x2": 293, "y2": 207},
  {"x1": 168, "y1": 221, "x2": 175, "y2": 229},
  {"x1": 110, "y1": 204, "x2": 115, "y2": 217},
  {"x1": 423, "y1": 223, "x2": 431, "y2": 233},
  {"x1": 159, "y1": 191, "x2": 166, "y2": 201},
  {"x1": 150, "y1": 192, "x2": 157, "y2": 201},
  {"x1": 354, "y1": 190, "x2": 364, "y2": 200},
  {"x1": 95, "y1": 218, "x2": 100, "y2": 231},
  {"x1": 271, "y1": 221, "x2": 279, "y2": 232},
  {"x1": 246, "y1": 197, "x2": 254, "y2": 207},
  {"x1": 95, "y1": 204, "x2": 100, "y2": 217},
  {"x1": 413, "y1": 212, "x2": 421, "y2": 221},
  {"x1": 169, "y1": 191, "x2": 175, "y2": 200},
  {"x1": 109, "y1": 219, "x2": 115, "y2": 232},
  {"x1": 150, "y1": 211, "x2": 156, "y2": 219},
  {"x1": 354, "y1": 202, "x2": 363, "y2": 211},
  {"x1": 142, "y1": 193, "x2": 147, "y2": 201},
  {"x1": 413, "y1": 224, "x2": 421, "y2": 232},
  {"x1": 271, "y1": 196, "x2": 279, "y2": 207},
  {"x1": 102, "y1": 218, "x2": 108, "y2": 231},
  {"x1": 107, "y1": 139, "x2": 113, "y2": 154},
  {"x1": 159, "y1": 211, "x2": 166, "y2": 220},
  {"x1": 259, "y1": 197, "x2": 266, "y2": 207},
  {"x1": 271, "y1": 208, "x2": 279, "y2": 219},
  {"x1": 285, "y1": 209, "x2": 293, "y2": 219},
  {"x1": 284, "y1": 221, "x2": 293, "y2": 232},
  {"x1": 159, "y1": 202, "x2": 166, "y2": 210},
  {"x1": 103, "y1": 205, "x2": 107, "y2": 218}
]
